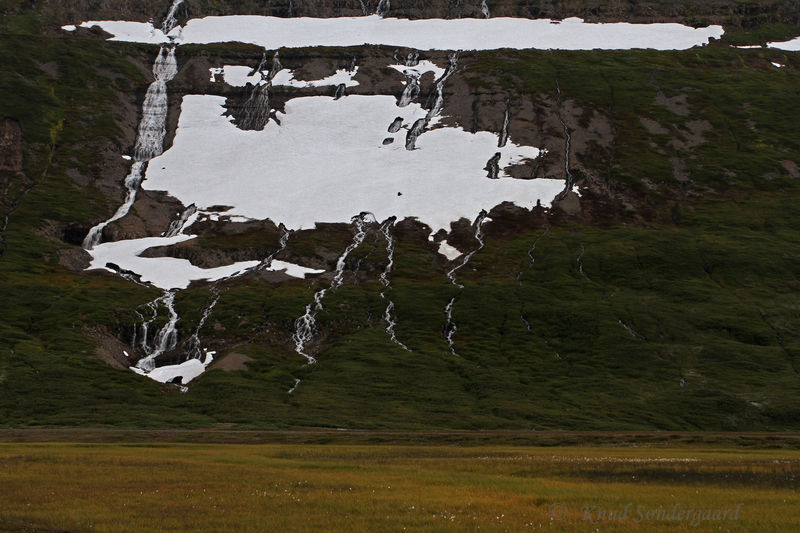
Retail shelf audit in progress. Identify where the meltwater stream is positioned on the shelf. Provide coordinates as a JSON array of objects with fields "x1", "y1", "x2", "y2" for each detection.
[
  {"x1": 379, "y1": 218, "x2": 409, "y2": 350},
  {"x1": 292, "y1": 213, "x2": 375, "y2": 363},
  {"x1": 134, "y1": 290, "x2": 179, "y2": 372},
  {"x1": 82, "y1": 45, "x2": 179, "y2": 249},
  {"x1": 443, "y1": 211, "x2": 488, "y2": 355}
]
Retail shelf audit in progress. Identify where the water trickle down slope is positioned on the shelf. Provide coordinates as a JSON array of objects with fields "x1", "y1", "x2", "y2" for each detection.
[
  {"x1": 292, "y1": 213, "x2": 375, "y2": 363},
  {"x1": 444, "y1": 210, "x2": 488, "y2": 356},
  {"x1": 516, "y1": 224, "x2": 549, "y2": 283},
  {"x1": 376, "y1": 0, "x2": 390, "y2": 18},
  {"x1": 379, "y1": 217, "x2": 409, "y2": 350},
  {"x1": 133, "y1": 290, "x2": 179, "y2": 372},
  {"x1": 185, "y1": 290, "x2": 220, "y2": 360},
  {"x1": 555, "y1": 79, "x2": 574, "y2": 196},
  {"x1": 82, "y1": 45, "x2": 178, "y2": 249},
  {"x1": 481, "y1": 0, "x2": 491, "y2": 19},
  {"x1": 405, "y1": 53, "x2": 458, "y2": 150},
  {"x1": 239, "y1": 51, "x2": 283, "y2": 130}
]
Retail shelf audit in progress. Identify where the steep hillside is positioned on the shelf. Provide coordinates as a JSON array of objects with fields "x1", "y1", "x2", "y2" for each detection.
[{"x1": 1, "y1": 1, "x2": 799, "y2": 430}]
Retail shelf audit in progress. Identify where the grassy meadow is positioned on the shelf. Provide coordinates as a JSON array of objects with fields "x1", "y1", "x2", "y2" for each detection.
[{"x1": 0, "y1": 440, "x2": 798, "y2": 532}]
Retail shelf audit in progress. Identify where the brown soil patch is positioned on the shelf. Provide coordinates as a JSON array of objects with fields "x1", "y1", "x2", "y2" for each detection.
[{"x1": 210, "y1": 352, "x2": 254, "y2": 371}]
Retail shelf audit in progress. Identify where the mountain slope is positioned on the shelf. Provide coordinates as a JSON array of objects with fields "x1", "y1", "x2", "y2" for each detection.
[{"x1": 1, "y1": 3, "x2": 799, "y2": 430}]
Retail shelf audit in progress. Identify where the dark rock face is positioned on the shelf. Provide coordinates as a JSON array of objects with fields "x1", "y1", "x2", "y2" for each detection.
[{"x1": 0, "y1": 119, "x2": 23, "y2": 172}]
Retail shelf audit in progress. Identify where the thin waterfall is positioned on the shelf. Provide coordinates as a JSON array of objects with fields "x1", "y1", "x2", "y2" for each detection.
[
  {"x1": 163, "y1": 203, "x2": 197, "y2": 237},
  {"x1": 498, "y1": 99, "x2": 510, "y2": 147},
  {"x1": 446, "y1": 210, "x2": 488, "y2": 288},
  {"x1": 259, "y1": 224, "x2": 291, "y2": 270},
  {"x1": 135, "y1": 290, "x2": 179, "y2": 372},
  {"x1": 443, "y1": 211, "x2": 488, "y2": 355},
  {"x1": 162, "y1": 0, "x2": 184, "y2": 34},
  {"x1": 403, "y1": 53, "x2": 458, "y2": 150},
  {"x1": 182, "y1": 290, "x2": 220, "y2": 360},
  {"x1": 292, "y1": 213, "x2": 375, "y2": 362},
  {"x1": 480, "y1": 0, "x2": 491, "y2": 18},
  {"x1": 379, "y1": 218, "x2": 409, "y2": 350},
  {"x1": 83, "y1": 45, "x2": 179, "y2": 249},
  {"x1": 555, "y1": 79, "x2": 574, "y2": 191},
  {"x1": 376, "y1": 0, "x2": 390, "y2": 17}
]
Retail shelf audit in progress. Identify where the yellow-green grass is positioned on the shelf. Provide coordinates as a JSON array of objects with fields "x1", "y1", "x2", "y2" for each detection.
[{"x1": 0, "y1": 443, "x2": 797, "y2": 532}]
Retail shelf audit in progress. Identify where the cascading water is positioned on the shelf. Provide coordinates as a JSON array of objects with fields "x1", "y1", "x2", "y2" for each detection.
[
  {"x1": 555, "y1": 79, "x2": 574, "y2": 192},
  {"x1": 444, "y1": 297, "x2": 458, "y2": 355},
  {"x1": 443, "y1": 211, "x2": 488, "y2": 355},
  {"x1": 425, "y1": 52, "x2": 458, "y2": 122},
  {"x1": 405, "y1": 118, "x2": 427, "y2": 150},
  {"x1": 292, "y1": 213, "x2": 375, "y2": 363},
  {"x1": 527, "y1": 225, "x2": 549, "y2": 267},
  {"x1": 398, "y1": 74, "x2": 420, "y2": 107},
  {"x1": 618, "y1": 319, "x2": 641, "y2": 339},
  {"x1": 135, "y1": 47, "x2": 178, "y2": 161},
  {"x1": 480, "y1": 0, "x2": 491, "y2": 18},
  {"x1": 401, "y1": 53, "x2": 458, "y2": 150},
  {"x1": 135, "y1": 290, "x2": 179, "y2": 372},
  {"x1": 239, "y1": 78, "x2": 271, "y2": 131},
  {"x1": 379, "y1": 218, "x2": 409, "y2": 350},
  {"x1": 163, "y1": 203, "x2": 197, "y2": 237},
  {"x1": 182, "y1": 290, "x2": 220, "y2": 360},
  {"x1": 83, "y1": 44, "x2": 179, "y2": 249},
  {"x1": 397, "y1": 52, "x2": 422, "y2": 107},
  {"x1": 238, "y1": 51, "x2": 283, "y2": 131},
  {"x1": 162, "y1": 0, "x2": 184, "y2": 34},
  {"x1": 82, "y1": 162, "x2": 144, "y2": 248},
  {"x1": 334, "y1": 83, "x2": 347, "y2": 100},
  {"x1": 516, "y1": 224, "x2": 549, "y2": 282},
  {"x1": 376, "y1": 0, "x2": 390, "y2": 17},
  {"x1": 259, "y1": 224, "x2": 291, "y2": 270},
  {"x1": 359, "y1": 0, "x2": 370, "y2": 16},
  {"x1": 446, "y1": 210, "x2": 488, "y2": 289},
  {"x1": 498, "y1": 99, "x2": 510, "y2": 147}
]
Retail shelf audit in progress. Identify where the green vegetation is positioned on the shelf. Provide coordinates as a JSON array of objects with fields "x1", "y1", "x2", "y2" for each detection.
[
  {"x1": 0, "y1": 442, "x2": 798, "y2": 531},
  {"x1": 1, "y1": 16, "x2": 800, "y2": 430}
]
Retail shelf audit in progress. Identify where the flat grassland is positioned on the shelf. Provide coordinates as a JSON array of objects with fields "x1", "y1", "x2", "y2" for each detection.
[{"x1": 0, "y1": 439, "x2": 798, "y2": 532}]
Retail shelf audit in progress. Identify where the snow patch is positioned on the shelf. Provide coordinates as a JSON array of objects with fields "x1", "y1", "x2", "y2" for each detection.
[
  {"x1": 73, "y1": 16, "x2": 724, "y2": 51},
  {"x1": 86, "y1": 234, "x2": 319, "y2": 289},
  {"x1": 388, "y1": 60, "x2": 445, "y2": 80},
  {"x1": 134, "y1": 351, "x2": 215, "y2": 385},
  {"x1": 768, "y1": 36, "x2": 800, "y2": 51},
  {"x1": 213, "y1": 65, "x2": 360, "y2": 88},
  {"x1": 438, "y1": 240, "x2": 463, "y2": 260},
  {"x1": 143, "y1": 94, "x2": 563, "y2": 233}
]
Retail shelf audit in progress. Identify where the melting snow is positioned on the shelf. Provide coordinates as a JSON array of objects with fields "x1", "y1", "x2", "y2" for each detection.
[
  {"x1": 86, "y1": 234, "x2": 319, "y2": 289},
  {"x1": 213, "y1": 65, "x2": 359, "y2": 87},
  {"x1": 438, "y1": 240, "x2": 463, "y2": 260},
  {"x1": 388, "y1": 61, "x2": 445, "y2": 80},
  {"x1": 133, "y1": 350, "x2": 215, "y2": 384},
  {"x1": 68, "y1": 16, "x2": 724, "y2": 51},
  {"x1": 143, "y1": 94, "x2": 563, "y2": 233},
  {"x1": 768, "y1": 37, "x2": 800, "y2": 51},
  {"x1": 771, "y1": 61, "x2": 785, "y2": 68}
]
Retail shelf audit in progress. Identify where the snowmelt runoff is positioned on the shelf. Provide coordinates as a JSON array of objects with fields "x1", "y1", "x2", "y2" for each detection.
[
  {"x1": 62, "y1": 10, "x2": 728, "y2": 385},
  {"x1": 65, "y1": 15, "x2": 724, "y2": 51}
]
